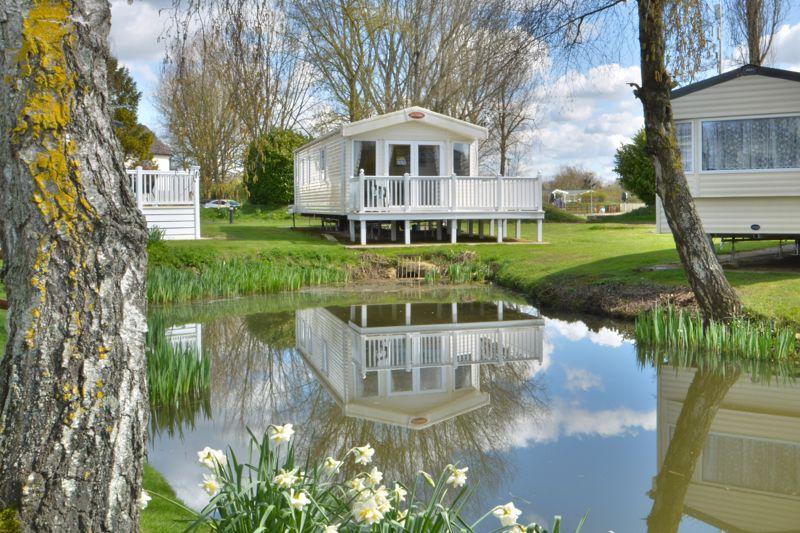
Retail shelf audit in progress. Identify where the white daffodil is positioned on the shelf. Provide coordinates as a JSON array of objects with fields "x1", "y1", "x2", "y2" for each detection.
[
  {"x1": 396, "y1": 508, "x2": 408, "y2": 526},
  {"x1": 273, "y1": 467, "x2": 300, "y2": 489},
  {"x1": 138, "y1": 490, "x2": 152, "y2": 510},
  {"x1": 446, "y1": 466, "x2": 468, "y2": 488},
  {"x1": 347, "y1": 477, "x2": 366, "y2": 494},
  {"x1": 352, "y1": 444, "x2": 375, "y2": 465},
  {"x1": 323, "y1": 456, "x2": 343, "y2": 474},
  {"x1": 492, "y1": 502, "x2": 522, "y2": 527},
  {"x1": 288, "y1": 489, "x2": 311, "y2": 511},
  {"x1": 200, "y1": 473, "x2": 220, "y2": 496},
  {"x1": 366, "y1": 466, "x2": 383, "y2": 487},
  {"x1": 373, "y1": 486, "x2": 392, "y2": 514},
  {"x1": 197, "y1": 447, "x2": 226, "y2": 470},
  {"x1": 392, "y1": 483, "x2": 407, "y2": 502},
  {"x1": 269, "y1": 423, "x2": 295, "y2": 444},
  {"x1": 353, "y1": 496, "x2": 384, "y2": 525},
  {"x1": 323, "y1": 524, "x2": 339, "y2": 533}
]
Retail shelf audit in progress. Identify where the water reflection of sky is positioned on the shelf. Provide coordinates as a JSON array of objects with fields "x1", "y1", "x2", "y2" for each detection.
[{"x1": 149, "y1": 292, "x2": 766, "y2": 532}]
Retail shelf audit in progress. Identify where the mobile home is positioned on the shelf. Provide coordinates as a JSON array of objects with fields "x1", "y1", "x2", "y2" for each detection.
[
  {"x1": 656, "y1": 65, "x2": 800, "y2": 239},
  {"x1": 292, "y1": 107, "x2": 544, "y2": 245}
]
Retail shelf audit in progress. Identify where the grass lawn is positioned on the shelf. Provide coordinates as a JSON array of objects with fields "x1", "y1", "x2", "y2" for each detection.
[
  {"x1": 141, "y1": 463, "x2": 200, "y2": 532},
  {"x1": 179, "y1": 206, "x2": 800, "y2": 323}
]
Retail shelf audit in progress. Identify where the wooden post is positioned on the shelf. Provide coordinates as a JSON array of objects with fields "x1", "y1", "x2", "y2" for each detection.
[
  {"x1": 360, "y1": 221, "x2": 367, "y2": 246},
  {"x1": 192, "y1": 166, "x2": 201, "y2": 239},
  {"x1": 404, "y1": 221, "x2": 411, "y2": 245},
  {"x1": 478, "y1": 220, "x2": 484, "y2": 238},
  {"x1": 515, "y1": 219, "x2": 521, "y2": 240},
  {"x1": 450, "y1": 219, "x2": 457, "y2": 244},
  {"x1": 135, "y1": 165, "x2": 143, "y2": 210},
  {"x1": 537, "y1": 219, "x2": 543, "y2": 242},
  {"x1": 496, "y1": 221, "x2": 503, "y2": 243},
  {"x1": 358, "y1": 169, "x2": 365, "y2": 212},
  {"x1": 403, "y1": 173, "x2": 410, "y2": 212},
  {"x1": 496, "y1": 174, "x2": 503, "y2": 212}
]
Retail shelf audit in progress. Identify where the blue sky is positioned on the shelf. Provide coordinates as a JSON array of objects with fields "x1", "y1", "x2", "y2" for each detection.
[{"x1": 110, "y1": 0, "x2": 800, "y2": 181}]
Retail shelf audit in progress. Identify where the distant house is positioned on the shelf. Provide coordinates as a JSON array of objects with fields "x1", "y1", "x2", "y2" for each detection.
[
  {"x1": 150, "y1": 135, "x2": 172, "y2": 171},
  {"x1": 656, "y1": 65, "x2": 800, "y2": 239},
  {"x1": 292, "y1": 106, "x2": 544, "y2": 245}
]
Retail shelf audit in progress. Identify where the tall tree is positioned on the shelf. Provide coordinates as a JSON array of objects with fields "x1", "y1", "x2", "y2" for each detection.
[
  {"x1": 725, "y1": 0, "x2": 787, "y2": 65},
  {"x1": 0, "y1": 1, "x2": 148, "y2": 530},
  {"x1": 634, "y1": 0, "x2": 742, "y2": 319},
  {"x1": 613, "y1": 129, "x2": 656, "y2": 206},
  {"x1": 107, "y1": 56, "x2": 154, "y2": 164}
]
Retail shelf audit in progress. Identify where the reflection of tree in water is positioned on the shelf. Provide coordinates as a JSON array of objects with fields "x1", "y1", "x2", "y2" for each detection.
[
  {"x1": 640, "y1": 349, "x2": 798, "y2": 533},
  {"x1": 199, "y1": 309, "x2": 548, "y2": 498},
  {"x1": 303, "y1": 360, "x2": 547, "y2": 501}
]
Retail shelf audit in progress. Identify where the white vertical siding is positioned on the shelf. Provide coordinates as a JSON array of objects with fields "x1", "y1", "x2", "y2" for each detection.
[
  {"x1": 295, "y1": 308, "x2": 352, "y2": 403},
  {"x1": 294, "y1": 134, "x2": 347, "y2": 215},
  {"x1": 141, "y1": 206, "x2": 198, "y2": 240}
]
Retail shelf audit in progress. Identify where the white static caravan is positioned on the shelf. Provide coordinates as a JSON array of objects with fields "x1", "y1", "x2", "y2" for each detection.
[
  {"x1": 295, "y1": 301, "x2": 544, "y2": 429},
  {"x1": 127, "y1": 166, "x2": 201, "y2": 240},
  {"x1": 292, "y1": 107, "x2": 544, "y2": 245},
  {"x1": 656, "y1": 65, "x2": 800, "y2": 239}
]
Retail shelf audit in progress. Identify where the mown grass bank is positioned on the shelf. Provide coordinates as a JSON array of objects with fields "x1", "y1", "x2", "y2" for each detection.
[
  {"x1": 146, "y1": 205, "x2": 800, "y2": 323},
  {"x1": 141, "y1": 464, "x2": 201, "y2": 532}
]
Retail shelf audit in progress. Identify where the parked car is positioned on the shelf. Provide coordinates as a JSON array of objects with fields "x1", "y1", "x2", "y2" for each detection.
[{"x1": 203, "y1": 199, "x2": 241, "y2": 209}]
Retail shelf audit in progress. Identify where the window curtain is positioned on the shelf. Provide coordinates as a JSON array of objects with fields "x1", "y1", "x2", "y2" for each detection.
[
  {"x1": 675, "y1": 122, "x2": 692, "y2": 172},
  {"x1": 702, "y1": 116, "x2": 800, "y2": 171}
]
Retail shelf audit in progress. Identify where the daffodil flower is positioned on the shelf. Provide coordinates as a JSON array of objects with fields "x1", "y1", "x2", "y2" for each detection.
[
  {"x1": 288, "y1": 489, "x2": 311, "y2": 511},
  {"x1": 418, "y1": 470, "x2": 435, "y2": 488},
  {"x1": 273, "y1": 467, "x2": 300, "y2": 489},
  {"x1": 446, "y1": 465, "x2": 468, "y2": 488},
  {"x1": 353, "y1": 496, "x2": 384, "y2": 525},
  {"x1": 492, "y1": 502, "x2": 522, "y2": 527},
  {"x1": 347, "y1": 477, "x2": 366, "y2": 494},
  {"x1": 269, "y1": 423, "x2": 295, "y2": 444},
  {"x1": 197, "y1": 447, "x2": 226, "y2": 470},
  {"x1": 352, "y1": 444, "x2": 375, "y2": 465},
  {"x1": 200, "y1": 473, "x2": 220, "y2": 496},
  {"x1": 323, "y1": 525, "x2": 339, "y2": 533},
  {"x1": 138, "y1": 490, "x2": 152, "y2": 510},
  {"x1": 396, "y1": 508, "x2": 408, "y2": 526},
  {"x1": 366, "y1": 466, "x2": 383, "y2": 487},
  {"x1": 392, "y1": 483, "x2": 407, "y2": 502},
  {"x1": 323, "y1": 456, "x2": 342, "y2": 473}
]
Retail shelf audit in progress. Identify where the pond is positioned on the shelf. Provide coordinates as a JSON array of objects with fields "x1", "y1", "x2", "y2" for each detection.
[{"x1": 148, "y1": 286, "x2": 800, "y2": 532}]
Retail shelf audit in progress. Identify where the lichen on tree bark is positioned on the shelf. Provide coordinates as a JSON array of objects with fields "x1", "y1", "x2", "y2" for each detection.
[{"x1": 0, "y1": 1, "x2": 149, "y2": 530}]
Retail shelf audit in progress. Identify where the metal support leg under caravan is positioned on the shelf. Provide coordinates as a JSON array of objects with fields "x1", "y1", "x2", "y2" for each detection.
[
  {"x1": 391, "y1": 221, "x2": 398, "y2": 242},
  {"x1": 349, "y1": 220, "x2": 355, "y2": 242},
  {"x1": 450, "y1": 219, "x2": 458, "y2": 244},
  {"x1": 360, "y1": 221, "x2": 367, "y2": 246},
  {"x1": 537, "y1": 220, "x2": 543, "y2": 242},
  {"x1": 404, "y1": 222, "x2": 411, "y2": 245},
  {"x1": 516, "y1": 219, "x2": 522, "y2": 239}
]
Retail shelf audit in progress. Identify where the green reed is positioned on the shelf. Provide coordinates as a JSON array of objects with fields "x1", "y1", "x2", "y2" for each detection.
[
  {"x1": 146, "y1": 316, "x2": 211, "y2": 409},
  {"x1": 147, "y1": 258, "x2": 349, "y2": 303},
  {"x1": 443, "y1": 262, "x2": 491, "y2": 284},
  {"x1": 635, "y1": 304, "x2": 797, "y2": 361}
]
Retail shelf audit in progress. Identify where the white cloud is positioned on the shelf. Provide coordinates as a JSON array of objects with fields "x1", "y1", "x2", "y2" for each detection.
[
  {"x1": 770, "y1": 22, "x2": 800, "y2": 71},
  {"x1": 507, "y1": 401, "x2": 656, "y2": 448},
  {"x1": 545, "y1": 318, "x2": 631, "y2": 348},
  {"x1": 563, "y1": 366, "x2": 603, "y2": 392},
  {"x1": 109, "y1": 0, "x2": 169, "y2": 65}
]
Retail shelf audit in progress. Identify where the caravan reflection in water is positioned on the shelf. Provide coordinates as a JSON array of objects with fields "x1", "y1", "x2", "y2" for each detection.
[{"x1": 295, "y1": 301, "x2": 543, "y2": 429}]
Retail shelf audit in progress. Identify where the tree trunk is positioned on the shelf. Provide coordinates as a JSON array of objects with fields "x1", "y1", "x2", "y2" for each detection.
[
  {"x1": 647, "y1": 368, "x2": 740, "y2": 531},
  {"x1": 635, "y1": 0, "x2": 743, "y2": 320},
  {"x1": 0, "y1": 1, "x2": 149, "y2": 531},
  {"x1": 746, "y1": 0, "x2": 762, "y2": 65}
]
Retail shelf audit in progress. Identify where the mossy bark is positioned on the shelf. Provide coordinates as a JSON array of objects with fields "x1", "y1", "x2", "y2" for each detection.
[
  {"x1": 0, "y1": 1, "x2": 148, "y2": 531},
  {"x1": 635, "y1": 0, "x2": 743, "y2": 321}
]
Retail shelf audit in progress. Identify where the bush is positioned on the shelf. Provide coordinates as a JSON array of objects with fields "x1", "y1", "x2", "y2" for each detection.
[
  {"x1": 244, "y1": 129, "x2": 309, "y2": 205},
  {"x1": 613, "y1": 129, "x2": 655, "y2": 206},
  {"x1": 543, "y1": 204, "x2": 584, "y2": 223},
  {"x1": 183, "y1": 425, "x2": 586, "y2": 532}
]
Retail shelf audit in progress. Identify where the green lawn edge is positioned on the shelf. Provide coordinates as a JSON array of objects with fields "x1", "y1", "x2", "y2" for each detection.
[{"x1": 141, "y1": 463, "x2": 200, "y2": 533}]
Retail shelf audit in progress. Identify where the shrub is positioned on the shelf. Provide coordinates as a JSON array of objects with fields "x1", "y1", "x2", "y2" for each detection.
[
  {"x1": 613, "y1": 129, "x2": 655, "y2": 206},
  {"x1": 543, "y1": 204, "x2": 583, "y2": 223},
  {"x1": 180, "y1": 425, "x2": 586, "y2": 533},
  {"x1": 244, "y1": 129, "x2": 309, "y2": 205}
]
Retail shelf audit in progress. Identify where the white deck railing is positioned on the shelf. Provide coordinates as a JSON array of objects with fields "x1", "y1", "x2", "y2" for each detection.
[
  {"x1": 357, "y1": 326, "x2": 543, "y2": 372},
  {"x1": 348, "y1": 172, "x2": 542, "y2": 214},
  {"x1": 126, "y1": 166, "x2": 200, "y2": 208}
]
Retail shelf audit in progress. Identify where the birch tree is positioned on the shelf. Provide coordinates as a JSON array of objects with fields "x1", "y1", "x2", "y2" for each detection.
[{"x1": 0, "y1": 0, "x2": 149, "y2": 530}]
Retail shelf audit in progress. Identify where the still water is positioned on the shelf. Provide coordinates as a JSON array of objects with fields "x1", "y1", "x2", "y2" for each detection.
[{"x1": 148, "y1": 287, "x2": 800, "y2": 532}]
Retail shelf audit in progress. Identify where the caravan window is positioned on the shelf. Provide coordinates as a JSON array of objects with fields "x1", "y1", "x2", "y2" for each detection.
[
  {"x1": 319, "y1": 148, "x2": 326, "y2": 180},
  {"x1": 702, "y1": 115, "x2": 800, "y2": 171},
  {"x1": 453, "y1": 143, "x2": 471, "y2": 176},
  {"x1": 675, "y1": 122, "x2": 692, "y2": 172},
  {"x1": 354, "y1": 141, "x2": 376, "y2": 176}
]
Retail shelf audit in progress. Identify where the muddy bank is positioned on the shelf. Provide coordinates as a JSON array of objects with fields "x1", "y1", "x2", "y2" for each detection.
[{"x1": 526, "y1": 279, "x2": 696, "y2": 320}]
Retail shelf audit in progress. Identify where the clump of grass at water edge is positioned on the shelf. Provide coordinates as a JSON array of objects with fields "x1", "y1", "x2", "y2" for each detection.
[
  {"x1": 635, "y1": 304, "x2": 798, "y2": 361},
  {"x1": 148, "y1": 258, "x2": 350, "y2": 303}
]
